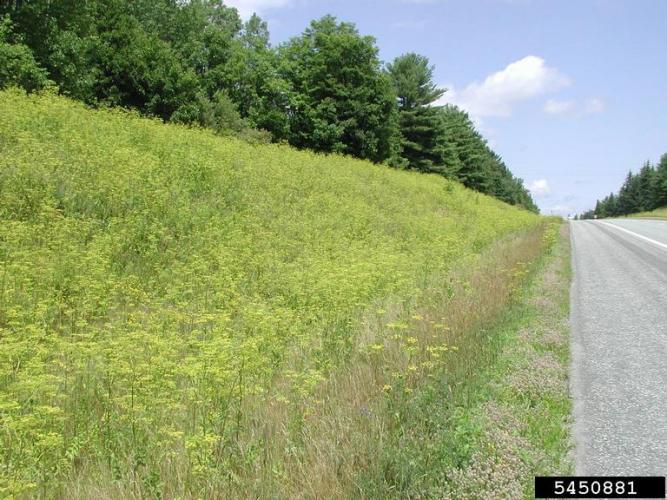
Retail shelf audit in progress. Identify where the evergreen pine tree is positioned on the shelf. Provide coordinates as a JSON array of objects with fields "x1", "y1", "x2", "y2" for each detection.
[
  {"x1": 637, "y1": 161, "x2": 656, "y2": 211},
  {"x1": 387, "y1": 53, "x2": 449, "y2": 172},
  {"x1": 655, "y1": 153, "x2": 667, "y2": 207}
]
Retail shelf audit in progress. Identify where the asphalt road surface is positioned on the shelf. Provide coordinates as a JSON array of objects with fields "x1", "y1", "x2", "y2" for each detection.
[{"x1": 570, "y1": 218, "x2": 667, "y2": 475}]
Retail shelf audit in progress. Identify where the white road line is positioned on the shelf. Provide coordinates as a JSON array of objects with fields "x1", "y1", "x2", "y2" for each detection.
[{"x1": 597, "y1": 221, "x2": 667, "y2": 251}]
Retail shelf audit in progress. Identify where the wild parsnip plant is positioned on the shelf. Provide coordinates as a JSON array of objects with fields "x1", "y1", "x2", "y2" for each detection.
[{"x1": 0, "y1": 89, "x2": 540, "y2": 497}]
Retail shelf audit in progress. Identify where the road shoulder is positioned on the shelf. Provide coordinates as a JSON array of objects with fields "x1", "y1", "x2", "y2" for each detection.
[{"x1": 444, "y1": 222, "x2": 574, "y2": 498}]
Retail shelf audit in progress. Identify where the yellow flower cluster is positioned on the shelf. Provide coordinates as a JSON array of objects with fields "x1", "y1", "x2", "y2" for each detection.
[{"x1": 0, "y1": 89, "x2": 539, "y2": 495}]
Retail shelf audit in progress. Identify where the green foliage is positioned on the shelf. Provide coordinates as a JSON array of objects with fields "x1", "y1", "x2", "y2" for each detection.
[
  {"x1": 0, "y1": 1, "x2": 535, "y2": 209},
  {"x1": 278, "y1": 15, "x2": 400, "y2": 162},
  {"x1": 388, "y1": 53, "x2": 445, "y2": 109},
  {"x1": 223, "y1": 14, "x2": 292, "y2": 139},
  {"x1": 385, "y1": 53, "x2": 536, "y2": 212},
  {"x1": 439, "y1": 106, "x2": 538, "y2": 212},
  {"x1": 0, "y1": 90, "x2": 540, "y2": 496},
  {"x1": 656, "y1": 153, "x2": 667, "y2": 207},
  {"x1": 94, "y1": 14, "x2": 200, "y2": 120},
  {"x1": 585, "y1": 155, "x2": 667, "y2": 218},
  {"x1": 0, "y1": 16, "x2": 52, "y2": 92},
  {"x1": 387, "y1": 53, "x2": 451, "y2": 172},
  {"x1": 355, "y1": 221, "x2": 569, "y2": 498},
  {"x1": 203, "y1": 90, "x2": 248, "y2": 135}
]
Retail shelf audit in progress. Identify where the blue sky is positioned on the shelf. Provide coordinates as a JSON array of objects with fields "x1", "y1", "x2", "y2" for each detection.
[{"x1": 225, "y1": 0, "x2": 667, "y2": 216}]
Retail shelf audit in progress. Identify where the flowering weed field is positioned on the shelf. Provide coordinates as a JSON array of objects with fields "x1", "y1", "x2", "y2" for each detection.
[{"x1": 0, "y1": 89, "x2": 543, "y2": 497}]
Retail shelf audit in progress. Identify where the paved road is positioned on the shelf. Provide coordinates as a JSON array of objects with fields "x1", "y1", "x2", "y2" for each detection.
[{"x1": 570, "y1": 219, "x2": 667, "y2": 475}]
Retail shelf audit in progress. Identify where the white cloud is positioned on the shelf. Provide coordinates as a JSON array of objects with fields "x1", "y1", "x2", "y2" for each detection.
[
  {"x1": 437, "y1": 56, "x2": 570, "y2": 119},
  {"x1": 543, "y1": 97, "x2": 606, "y2": 117},
  {"x1": 544, "y1": 99, "x2": 575, "y2": 114},
  {"x1": 583, "y1": 97, "x2": 605, "y2": 115},
  {"x1": 224, "y1": 0, "x2": 295, "y2": 18},
  {"x1": 528, "y1": 179, "x2": 551, "y2": 198}
]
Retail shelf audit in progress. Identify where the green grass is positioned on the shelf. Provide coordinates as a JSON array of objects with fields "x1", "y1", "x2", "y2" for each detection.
[
  {"x1": 353, "y1": 222, "x2": 572, "y2": 498},
  {"x1": 627, "y1": 206, "x2": 667, "y2": 220},
  {"x1": 0, "y1": 88, "x2": 543, "y2": 497}
]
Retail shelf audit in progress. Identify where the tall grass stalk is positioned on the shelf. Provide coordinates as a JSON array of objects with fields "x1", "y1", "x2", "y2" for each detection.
[{"x1": 0, "y1": 89, "x2": 543, "y2": 497}]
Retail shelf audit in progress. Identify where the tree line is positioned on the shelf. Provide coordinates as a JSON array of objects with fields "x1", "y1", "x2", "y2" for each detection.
[
  {"x1": 0, "y1": 0, "x2": 536, "y2": 211},
  {"x1": 579, "y1": 153, "x2": 667, "y2": 219}
]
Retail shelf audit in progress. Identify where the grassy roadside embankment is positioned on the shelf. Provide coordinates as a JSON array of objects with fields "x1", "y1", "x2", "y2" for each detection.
[
  {"x1": 346, "y1": 222, "x2": 573, "y2": 498},
  {"x1": 257, "y1": 221, "x2": 562, "y2": 498},
  {"x1": 626, "y1": 206, "x2": 667, "y2": 220},
  {"x1": 0, "y1": 89, "x2": 564, "y2": 498}
]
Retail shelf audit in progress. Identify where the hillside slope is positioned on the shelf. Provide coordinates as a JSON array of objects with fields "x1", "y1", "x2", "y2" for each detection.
[
  {"x1": 0, "y1": 89, "x2": 541, "y2": 496},
  {"x1": 629, "y1": 206, "x2": 667, "y2": 220}
]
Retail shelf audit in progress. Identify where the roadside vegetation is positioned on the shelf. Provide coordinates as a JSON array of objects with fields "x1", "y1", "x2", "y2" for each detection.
[
  {"x1": 0, "y1": 1, "x2": 536, "y2": 210},
  {"x1": 0, "y1": 90, "x2": 552, "y2": 497},
  {"x1": 579, "y1": 153, "x2": 667, "y2": 219},
  {"x1": 628, "y1": 206, "x2": 667, "y2": 220},
  {"x1": 350, "y1": 222, "x2": 572, "y2": 498},
  {"x1": 0, "y1": 3, "x2": 577, "y2": 496}
]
